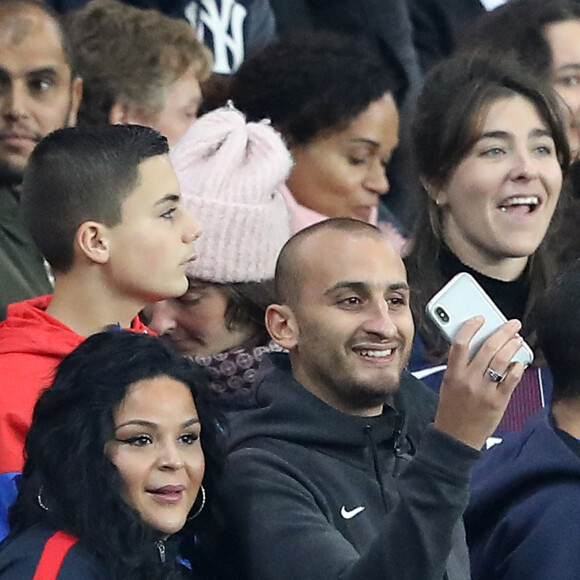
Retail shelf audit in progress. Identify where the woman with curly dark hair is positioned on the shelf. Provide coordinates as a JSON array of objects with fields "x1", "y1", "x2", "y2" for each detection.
[
  {"x1": 229, "y1": 31, "x2": 409, "y2": 252},
  {"x1": 0, "y1": 331, "x2": 223, "y2": 579}
]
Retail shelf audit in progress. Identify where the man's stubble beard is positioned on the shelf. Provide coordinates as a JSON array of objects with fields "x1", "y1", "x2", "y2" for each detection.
[
  {"x1": 0, "y1": 158, "x2": 24, "y2": 186},
  {"x1": 0, "y1": 94, "x2": 75, "y2": 188},
  {"x1": 297, "y1": 333, "x2": 403, "y2": 414}
]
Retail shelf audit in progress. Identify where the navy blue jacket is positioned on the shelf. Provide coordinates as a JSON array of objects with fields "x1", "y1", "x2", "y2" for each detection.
[
  {"x1": 0, "y1": 524, "x2": 190, "y2": 579},
  {"x1": 465, "y1": 410, "x2": 580, "y2": 579},
  {"x1": 0, "y1": 526, "x2": 104, "y2": 579}
]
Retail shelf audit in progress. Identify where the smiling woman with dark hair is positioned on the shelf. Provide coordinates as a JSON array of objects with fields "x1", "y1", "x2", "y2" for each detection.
[
  {"x1": 458, "y1": 0, "x2": 580, "y2": 270},
  {"x1": 0, "y1": 331, "x2": 223, "y2": 579},
  {"x1": 406, "y1": 53, "x2": 570, "y2": 437}
]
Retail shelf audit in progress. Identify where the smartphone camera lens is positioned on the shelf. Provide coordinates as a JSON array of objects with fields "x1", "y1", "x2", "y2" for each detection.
[{"x1": 435, "y1": 306, "x2": 450, "y2": 324}]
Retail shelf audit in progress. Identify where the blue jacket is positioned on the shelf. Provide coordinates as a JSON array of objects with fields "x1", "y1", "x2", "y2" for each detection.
[
  {"x1": 0, "y1": 524, "x2": 190, "y2": 579},
  {"x1": 0, "y1": 526, "x2": 104, "y2": 579},
  {"x1": 465, "y1": 410, "x2": 580, "y2": 580}
]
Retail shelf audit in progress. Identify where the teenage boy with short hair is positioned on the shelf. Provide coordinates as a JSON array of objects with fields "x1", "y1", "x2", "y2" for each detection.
[{"x1": 0, "y1": 124, "x2": 200, "y2": 537}]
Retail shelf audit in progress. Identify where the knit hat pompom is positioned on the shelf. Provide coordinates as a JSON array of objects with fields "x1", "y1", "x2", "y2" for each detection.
[{"x1": 171, "y1": 104, "x2": 293, "y2": 283}]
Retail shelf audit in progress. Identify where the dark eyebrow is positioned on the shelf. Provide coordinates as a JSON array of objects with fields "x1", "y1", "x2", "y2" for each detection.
[
  {"x1": 555, "y1": 63, "x2": 580, "y2": 72},
  {"x1": 186, "y1": 280, "x2": 210, "y2": 291},
  {"x1": 0, "y1": 66, "x2": 59, "y2": 79},
  {"x1": 529, "y1": 128, "x2": 552, "y2": 139},
  {"x1": 324, "y1": 280, "x2": 409, "y2": 296},
  {"x1": 387, "y1": 282, "x2": 410, "y2": 293},
  {"x1": 479, "y1": 128, "x2": 552, "y2": 140},
  {"x1": 478, "y1": 130, "x2": 509, "y2": 140},
  {"x1": 349, "y1": 138, "x2": 380, "y2": 148},
  {"x1": 154, "y1": 193, "x2": 181, "y2": 207},
  {"x1": 27, "y1": 67, "x2": 58, "y2": 77},
  {"x1": 324, "y1": 281, "x2": 369, "y2": 296},
  {"x1": 115, "y1": 418, "x2": 200, "y2": 430}
]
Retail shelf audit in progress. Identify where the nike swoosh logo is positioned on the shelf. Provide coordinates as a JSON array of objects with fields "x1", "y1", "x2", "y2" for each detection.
[{"x1": 340, "y1": 506, "x2": 366, "y2": 519}]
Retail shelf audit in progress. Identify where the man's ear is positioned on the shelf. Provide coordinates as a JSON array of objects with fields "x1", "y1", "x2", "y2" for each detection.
[
  {"x1": 265, "y1": 304, "x2": 299, "y2": 350},
  {"x1": 67, "y1": 77, "x2": 83, "y2": 127},
  {"x1": 76, "y1": 221, "x2": 110, "y2": 265}
]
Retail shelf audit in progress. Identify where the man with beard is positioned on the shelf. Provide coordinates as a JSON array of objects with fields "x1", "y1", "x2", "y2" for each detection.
[
  {"x1": 215, "y1": 218, "x2": 525, "y2": 580},
  {"x1": 0, "y1": 0, "x2": 82, "y2": 320}
]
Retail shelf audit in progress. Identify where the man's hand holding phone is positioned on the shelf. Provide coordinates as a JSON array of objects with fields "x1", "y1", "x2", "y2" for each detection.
[{"x1": 434, "y1": 316, "x2": 524, "y2": 450}]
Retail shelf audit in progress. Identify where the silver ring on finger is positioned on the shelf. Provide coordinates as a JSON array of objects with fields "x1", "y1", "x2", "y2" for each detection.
[{"x1": 487, "y1": 367, "x2": 505, "y2": 383}]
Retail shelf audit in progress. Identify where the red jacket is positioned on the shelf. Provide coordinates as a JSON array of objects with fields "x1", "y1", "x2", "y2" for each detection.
[{"x1": 0, "y1": 295, "x2": 151, "y2": 473}]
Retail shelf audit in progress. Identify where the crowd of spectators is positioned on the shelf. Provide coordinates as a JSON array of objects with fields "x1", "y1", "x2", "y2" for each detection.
[{"x1": 2, "y1": 0, "x2": 580, "y2": 579}]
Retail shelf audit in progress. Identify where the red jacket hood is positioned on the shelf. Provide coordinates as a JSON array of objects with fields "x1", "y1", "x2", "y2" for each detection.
[{"x1": 0, "y1": 295, "x2": 152, "y2": 357}]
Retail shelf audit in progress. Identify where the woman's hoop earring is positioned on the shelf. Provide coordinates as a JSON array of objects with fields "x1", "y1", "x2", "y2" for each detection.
[
  {"x1": 188, "y1": 484, "x2": 206, "y2": 520},
  {"x1": 37, "y1": 486, "x2": 49, "y2": 512}
]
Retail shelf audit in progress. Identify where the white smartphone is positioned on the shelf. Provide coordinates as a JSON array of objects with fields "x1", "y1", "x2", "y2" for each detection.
[{"x1": 425, "y1": 272, "x2": 534, "y2": 368}]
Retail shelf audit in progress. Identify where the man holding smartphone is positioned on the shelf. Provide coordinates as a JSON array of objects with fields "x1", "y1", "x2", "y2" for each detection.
[{"x1": 215, "y1": 218, "x2": 524, "y2": 580}]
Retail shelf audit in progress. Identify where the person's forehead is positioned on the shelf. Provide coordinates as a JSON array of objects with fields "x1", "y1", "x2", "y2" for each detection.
[
  {"x1": 0, "y1": 6, "x2": 65, "y2": 57},
  {"x1": 544, "y1": 19, "x2": 580, "y2": 63},
  {"x1": 122, "y1": 154, "x2": 179, "y2": 208},
  {"x1": 298, "y1": 230, "x2": 407, "y2": 289},
  {"x1": 300, "y1": 228, "x2": 393, "y2": 255}
]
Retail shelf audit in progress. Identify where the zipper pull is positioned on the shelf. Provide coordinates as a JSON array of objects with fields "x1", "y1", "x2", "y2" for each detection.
[
  {"x1": 393, "y1": 412, "x2": 404, "y2": 455},
  {"x1": 156, "y1": 539, "x2": 166, "y2": 564}
]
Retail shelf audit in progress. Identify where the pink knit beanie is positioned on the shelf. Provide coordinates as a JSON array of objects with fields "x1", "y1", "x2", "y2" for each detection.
[{"x1": 170, "y1": 104, "x2": 293, "y2": 283}]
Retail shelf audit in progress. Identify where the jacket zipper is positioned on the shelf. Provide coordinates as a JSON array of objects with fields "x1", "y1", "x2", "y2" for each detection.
[
  {"x1": 156, "y1": 539, "x2": 166, "y2": 564},
  {"x1": 364, "y1": 425, "x2": 390, "y2": 513}
]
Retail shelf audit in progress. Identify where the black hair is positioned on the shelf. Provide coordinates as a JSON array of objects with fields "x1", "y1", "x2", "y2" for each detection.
[
  {"x1": 533, "y1": 259, "x2": 580, "y2": 402},
  {"x1": 221, "y1": 280, "x2": 275, "y2": 343},
  {"x1": 406, "y1": 53, "x2": 570, "y2": 362},
  {"x1": 21, "y1": 124, "x2": 169, "y2": 273},
  {"x1": 8, "y1": 331, "x2": 224, "y2": 580},
  {"x1": 230, "y1": 31, "x2": 406, "y2": 147}
]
